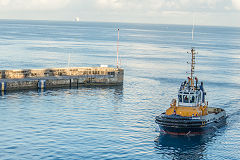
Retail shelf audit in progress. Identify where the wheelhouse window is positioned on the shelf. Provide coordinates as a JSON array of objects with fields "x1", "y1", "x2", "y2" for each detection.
[
  {"x1": 178, "y1": 95, "x2": 182, "y2": 102},
  {"x1": 183, "y1": 95, "x2": 189, "y2": 103},
  {"x1": 190, "y1": 95, "x2": 196, "y2": 103}
]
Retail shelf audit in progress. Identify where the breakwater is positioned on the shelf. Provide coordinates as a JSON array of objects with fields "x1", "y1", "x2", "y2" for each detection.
[{"x1": 0, "y1": 67, "x2": 124, "y2": 91}]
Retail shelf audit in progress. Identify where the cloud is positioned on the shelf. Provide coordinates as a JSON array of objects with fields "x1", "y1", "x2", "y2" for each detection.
[
  {"x1": 0, "y1": 0, "x2": 234, "y2": 13},
  {"x1": 0, "y1": 0, "x2": 10, "y2": 6},
  {"x1": 97, "y1": 0, "x2": 123, "y2": 9},
  {"x1": 94, "y1": 0, "x2": 233, "y2": 13},
  {"x1": 0, "y1": 0, "x2": 70, "y2": 11},
  {"x1": 232, "y1": 0, "x2": 240, "y2": 10},
  {"x1": 0, "y1": 0, "x2": 239, "y2": 26}
]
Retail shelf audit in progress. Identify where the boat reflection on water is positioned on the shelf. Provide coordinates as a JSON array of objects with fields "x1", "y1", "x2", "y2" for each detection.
[{"x1": 154, "y1": 130, "x2": 224, "y2": 160}]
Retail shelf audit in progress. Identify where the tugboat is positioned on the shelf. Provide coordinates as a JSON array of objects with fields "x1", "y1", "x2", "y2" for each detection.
[{"x1": 155, "y1": 48, "x2": 226, "y2": 135}]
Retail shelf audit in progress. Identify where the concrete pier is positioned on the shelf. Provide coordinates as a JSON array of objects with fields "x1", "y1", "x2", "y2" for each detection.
[{"x1": 0, "y1": 67, "x2": 124, "y2": 91}]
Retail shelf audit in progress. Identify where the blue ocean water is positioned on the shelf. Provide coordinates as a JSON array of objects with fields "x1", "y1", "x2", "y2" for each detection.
[{"x1": 0, "y1": 19, "x2": 240, "y2": 160}]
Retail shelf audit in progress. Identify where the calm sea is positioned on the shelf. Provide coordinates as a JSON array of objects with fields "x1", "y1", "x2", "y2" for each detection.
[{"x1": 0, "y1": 20, "x2": 239, "y2": 160}]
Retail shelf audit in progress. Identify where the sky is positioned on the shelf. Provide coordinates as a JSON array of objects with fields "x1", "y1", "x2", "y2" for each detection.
[{"x1": 0, "y1": 0, "x2": 240, "y2": 27}]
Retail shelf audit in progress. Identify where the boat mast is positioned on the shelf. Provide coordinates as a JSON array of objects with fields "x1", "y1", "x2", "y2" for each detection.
[
  {"x1": 190, "y1": 48, "x2": 196, "y2": 88},
  {"x1": 117, "y1": 28, "x2": 119, "y2": 68},
  {"x1": 190, "y1": 18, "x2": 196, "y2": 88}
]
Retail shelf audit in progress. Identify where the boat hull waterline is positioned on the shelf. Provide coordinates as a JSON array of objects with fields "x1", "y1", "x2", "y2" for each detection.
[{"x1": 155, "y1": 107, "x2": 226, "y2": 135}]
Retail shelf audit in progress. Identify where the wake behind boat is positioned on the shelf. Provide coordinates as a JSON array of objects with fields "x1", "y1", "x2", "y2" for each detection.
[{"x1": 155, "y1": 48, "x2": 226, "y2": 135}]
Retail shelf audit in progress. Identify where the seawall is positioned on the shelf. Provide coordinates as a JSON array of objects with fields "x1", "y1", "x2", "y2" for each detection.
[{"x1": 0, "y1": 67, "x2": 124, "y2": 91}]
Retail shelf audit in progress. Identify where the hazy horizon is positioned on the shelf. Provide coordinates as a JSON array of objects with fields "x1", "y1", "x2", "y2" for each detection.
[{"x1": 1, "y1": 18, "x2": 240, "y2": 29}]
